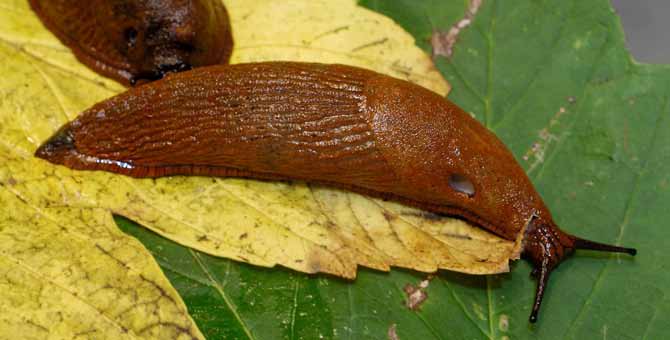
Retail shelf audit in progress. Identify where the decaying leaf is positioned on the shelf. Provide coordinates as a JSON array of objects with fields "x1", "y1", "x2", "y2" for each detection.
[
  {"x1": 430, "y1": 0, "x2": 482, "y2": 58},
  {"x1": 0, "y1": 0, "x2": 522, "y2": 335},
  {"x1": 403, "y1": 278, "x2": 431, "y2": 310}
]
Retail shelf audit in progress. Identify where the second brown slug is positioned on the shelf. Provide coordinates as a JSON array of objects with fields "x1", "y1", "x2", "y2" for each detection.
[
  {"x1": 35, "y1": 62, "x2": 636, "y2": 323},
  {"x1": 29, "y1": 0, "x2": 233, "y2": 86}
]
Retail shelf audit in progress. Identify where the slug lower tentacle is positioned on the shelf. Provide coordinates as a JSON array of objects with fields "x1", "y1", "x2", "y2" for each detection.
[
  {"x1": 34, "y1": 62, "x2": 636, "y2": 322},
  {"x1": 29, "y1": 0, "x2": 233, "y2": 86},
  {"x1": 523, "y1": 216, "x2": 636, "y2": 322}
]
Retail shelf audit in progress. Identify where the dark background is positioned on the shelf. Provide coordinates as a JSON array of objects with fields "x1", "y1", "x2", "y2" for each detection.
[{"x1": 611, "y1": 0, "x2": 670, "y2": 63}]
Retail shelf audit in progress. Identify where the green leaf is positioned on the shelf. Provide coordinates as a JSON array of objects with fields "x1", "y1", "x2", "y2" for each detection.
[
  {"x1": 366, "y1": 0, "x2": 669, "y2": 337},
  {"x1": 117, "y1": 0, "x2": 669, "y2": 339}
]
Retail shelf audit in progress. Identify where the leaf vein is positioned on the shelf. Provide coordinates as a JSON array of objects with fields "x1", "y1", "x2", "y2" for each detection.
[
  {"x1": 0, "y1": 252, "x2": 141, "y2": 339},
  {"x1": 442, "y1": 280, "x2": 492, "y2": 339},
  {"x1": 189, "y1": 249, "x2": 256, "y2": 340},
  {"x1": 563, "y1": 89, "x2": 669, "y2": 340}
]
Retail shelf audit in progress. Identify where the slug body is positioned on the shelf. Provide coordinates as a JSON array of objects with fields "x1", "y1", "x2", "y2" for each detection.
[
  {"x1": 29, "y1": 0, "x2": 233, "y2": 85},
  {"x1": 35, "y1": 62, "x2": 636, "y2": 322}
]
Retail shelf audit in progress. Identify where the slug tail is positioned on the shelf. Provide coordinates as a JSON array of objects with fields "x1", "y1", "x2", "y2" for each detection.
[
  {"x1": 523, "y1": 217, "x2": 636, "y2": 323},
  {"x1": 35, "y1": 123, "x2": 77, "y2": 164}
]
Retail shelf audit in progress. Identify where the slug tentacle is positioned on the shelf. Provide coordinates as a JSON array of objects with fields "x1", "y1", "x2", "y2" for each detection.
[
  {"x1": 572, "y1": 236, "x2": 637, "y2": 255},
  {"x1": 523, "y1": 217, "x2": 637, "y2": 323}
]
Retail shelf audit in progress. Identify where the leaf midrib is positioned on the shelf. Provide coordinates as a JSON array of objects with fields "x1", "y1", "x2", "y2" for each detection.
[{"x1": 189, "y1": 249, "x2": 257, "y2": 340}]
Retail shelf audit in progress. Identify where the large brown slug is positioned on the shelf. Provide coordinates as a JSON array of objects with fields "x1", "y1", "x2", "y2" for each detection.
[
  {"x1": 35, "y1": 62, "x2": 636, "y2": 322},
  {"x1": 29, "y1": 0, "x2": 233, "y2": 86}
]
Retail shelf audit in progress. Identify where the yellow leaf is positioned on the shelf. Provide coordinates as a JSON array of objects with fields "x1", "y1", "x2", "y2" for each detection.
[
  {"x1": 228, "y1": 0, "x2": 450, "y2": 93},
  {"x1": 0, "y1": 0, "x2": 518, "y2": 336},
  {"x1": 0, "y1": 184, "x2": 203, "y2": 339}
]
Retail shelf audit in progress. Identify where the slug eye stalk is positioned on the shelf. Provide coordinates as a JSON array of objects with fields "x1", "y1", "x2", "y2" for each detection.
[{"x1": 524, "y1": 217, "x2": 637, "y2": 323}]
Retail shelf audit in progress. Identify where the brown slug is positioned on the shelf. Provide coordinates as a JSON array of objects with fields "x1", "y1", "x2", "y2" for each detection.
[
  {"x1": 34, "y1": 62, "x2": 636, "y2": 323},
  {"x1": 29, "y1": 0, "x2": 233, "y2": 86}
]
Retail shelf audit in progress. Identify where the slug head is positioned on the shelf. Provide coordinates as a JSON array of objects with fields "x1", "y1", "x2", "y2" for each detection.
[{"x1": 523, "y1": 216, "x2": 636, "y2": 323}]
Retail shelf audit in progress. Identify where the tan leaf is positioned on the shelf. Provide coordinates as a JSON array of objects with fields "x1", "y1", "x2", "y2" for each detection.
[{"x1": 0, "y1": 0, "x2": 517, "y2": 336}]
